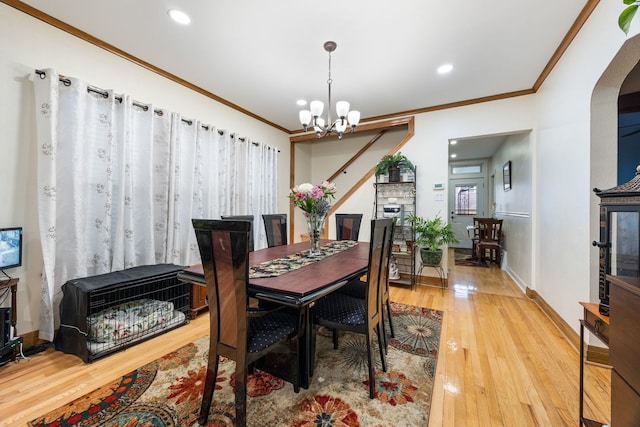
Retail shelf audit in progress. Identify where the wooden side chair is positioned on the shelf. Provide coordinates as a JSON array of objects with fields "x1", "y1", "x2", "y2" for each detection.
[
  {"x1": 471, "y1": 217, "x2": 482, "y2": 259},
  {"x1": 262, "y1": 214, "x2": 288, "y2": 247},
  {"x1": 335, "y1": 213, "x2": 363, "y2": 241},
  {"x1": 192, "y1": 219, "x2": 301, "y2": 426},
  {"x1": 311, "y1": 218, "x2": 392, "y2": 398},
  {"x1": 475, "y1": 218, "x2": 503, "y2": 266},
  {"x1": 221, "y1": 215, "x2": 255, "y2": 251}
]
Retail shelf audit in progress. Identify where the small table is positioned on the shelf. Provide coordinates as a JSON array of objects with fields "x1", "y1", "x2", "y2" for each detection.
[{"x1": 579, "y1": 302, "x2": 609, "y2": 427}]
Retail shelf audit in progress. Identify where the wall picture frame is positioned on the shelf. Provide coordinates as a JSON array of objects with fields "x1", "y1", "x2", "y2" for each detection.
[{"x1": 503, "y1": 160, "x2": 512, "y2": 191}]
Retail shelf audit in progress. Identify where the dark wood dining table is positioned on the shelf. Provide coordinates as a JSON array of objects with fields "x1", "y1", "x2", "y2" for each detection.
[{"x1": 177, "y1": 239, "x2": 370, "y2": 388}]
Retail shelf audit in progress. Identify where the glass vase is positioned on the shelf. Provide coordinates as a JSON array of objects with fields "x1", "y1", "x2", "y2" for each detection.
[{"x1": 304, "y1": 212, "x2": 326, "y2": 255}]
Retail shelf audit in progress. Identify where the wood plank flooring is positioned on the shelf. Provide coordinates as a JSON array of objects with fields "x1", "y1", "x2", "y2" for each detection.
[{"x1": 0, "y1": 250, "x2": 611, "y2": 426}]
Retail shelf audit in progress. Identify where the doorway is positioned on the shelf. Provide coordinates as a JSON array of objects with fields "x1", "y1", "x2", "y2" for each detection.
[{"x1": 448, "y1": 177, "x2": 486, "y2": 249}]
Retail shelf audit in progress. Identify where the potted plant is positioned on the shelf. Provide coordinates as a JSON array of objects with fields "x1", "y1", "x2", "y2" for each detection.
[
  {"x1": 620, "y1": 1, "x2": 640, "y2": 34},
  {"x1": 375, "y1": 152, "x2": 415, "y2": 182},
  {"x1": 407, "y1": 214, "x2": 459, "y2": 266}
]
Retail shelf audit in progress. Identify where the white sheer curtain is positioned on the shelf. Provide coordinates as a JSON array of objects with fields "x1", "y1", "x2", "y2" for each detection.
[{"x1": 33, "y1": 69, "x2": 278, "y2": 340}]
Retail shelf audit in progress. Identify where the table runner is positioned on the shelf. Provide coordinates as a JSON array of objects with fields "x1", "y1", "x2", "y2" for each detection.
[{"x1": 249, "y1": 240, "x2": 358, "y2": 278}]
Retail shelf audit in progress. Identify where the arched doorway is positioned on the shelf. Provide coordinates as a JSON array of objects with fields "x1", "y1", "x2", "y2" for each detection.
[{"x1": 590, "y1": 33, "x2": 640, "y2": 302}]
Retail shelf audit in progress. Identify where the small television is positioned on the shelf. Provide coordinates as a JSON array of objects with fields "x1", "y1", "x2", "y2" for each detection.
[{"x1": 0, "y1": 227, "x2": 23, "y2": 270}]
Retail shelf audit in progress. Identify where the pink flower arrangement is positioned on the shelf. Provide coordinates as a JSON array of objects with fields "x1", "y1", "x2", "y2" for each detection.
[{"x1": 288, "y1": 181, "x2": 336, "y2": 214}]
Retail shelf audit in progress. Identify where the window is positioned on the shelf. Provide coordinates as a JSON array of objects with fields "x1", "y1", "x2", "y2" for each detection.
[
  {"x1": 455, "y1": 184, "x2": 478, "y2": 215},
  {"x1": 452, "y1": 165, "x2": 481, "y2": 174}
]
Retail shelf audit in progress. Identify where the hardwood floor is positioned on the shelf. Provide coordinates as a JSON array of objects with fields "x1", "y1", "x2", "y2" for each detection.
[{"x1": 0, "y1": 250, "x2": 611, "y2": 426}]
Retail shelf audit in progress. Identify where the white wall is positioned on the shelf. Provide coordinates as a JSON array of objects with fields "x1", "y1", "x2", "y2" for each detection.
[
  {"x1": 0, "y1": 4, "x2": 290, "y2": 336},
  {"x1": 292, "y1": 127, "x2": 405, "y2": 243},
  {"x1": 491, "y1": 132, "x2": 533, "y2": 289},
  {"x1": 534, "y1": 1, "x2": 627, "y2": 331}
]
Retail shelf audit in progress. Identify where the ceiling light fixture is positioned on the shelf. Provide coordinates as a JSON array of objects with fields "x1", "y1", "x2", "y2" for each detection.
[
  {"x1": 438, "y1": 64, "x2": 453, "y2": 74},
  {"x1": 299, "y1": 41, "x2": 360, "y2": 139},
  {"x1": 168, "y1": 9, "x2": 191, "y2": 25}
]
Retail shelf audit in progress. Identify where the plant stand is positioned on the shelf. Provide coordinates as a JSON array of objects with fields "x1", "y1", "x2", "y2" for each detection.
[
  {"x1": 374, "y1": 168, "x2": 417, "y2": 289},
  {"x1": 417, "y1": 260, "x2": 445, "y2": 295}
]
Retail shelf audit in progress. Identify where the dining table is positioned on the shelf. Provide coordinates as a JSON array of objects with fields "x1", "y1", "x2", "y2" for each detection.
[{"x1": 177, "y1": 239, "x2": 370, "y2": 388}]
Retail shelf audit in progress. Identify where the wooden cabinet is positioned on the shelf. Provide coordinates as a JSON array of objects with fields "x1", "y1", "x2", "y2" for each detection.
[
  {"x1": 190, "y1": 283, "x2": 208, "y2": 319},
  {"x1": 608, "y1": 275, "x2": 640, "y2": 426},
  {"x1": 374, "y1": 170, "x2": 416, "y2": 288}
]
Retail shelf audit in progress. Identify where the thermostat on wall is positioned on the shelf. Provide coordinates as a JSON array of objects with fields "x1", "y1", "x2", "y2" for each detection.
[{"x1": 433, "y1": 183, "x2": 445, "y2": 190}]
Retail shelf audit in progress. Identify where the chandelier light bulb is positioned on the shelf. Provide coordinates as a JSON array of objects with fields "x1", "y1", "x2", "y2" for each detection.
[
  {"x1": 347, "y1": 110, "x2": 360, "y2": 126},
  {"x1": 299, "y1": 110, "x2": 312, "y2": 127},
  {"x1": 314, "y1": 117, "x2": 326, "y2": 133},
  {"x1": 310, "y1": 101, "x2": 324, "y2": 117},
  {"x1": 336, "y1": 101, "x2": 350, "y2": 118}
]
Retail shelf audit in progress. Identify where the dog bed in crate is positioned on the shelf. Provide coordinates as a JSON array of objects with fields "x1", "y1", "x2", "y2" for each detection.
[
  {"x1": 55, "y1": 264, "x2": 189, "y2": 362},
  {"x1": 86, "y1": 298, "x2": 185, "y2": 354}
]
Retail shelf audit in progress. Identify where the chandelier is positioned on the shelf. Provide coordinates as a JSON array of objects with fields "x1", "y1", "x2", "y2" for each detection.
[{"x1": 299, "y1": 41, "x2": 360, "y2": 139}]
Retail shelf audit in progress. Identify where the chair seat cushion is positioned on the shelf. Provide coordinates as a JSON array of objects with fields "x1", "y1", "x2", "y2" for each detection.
[
  {"x1": 248, "y1": 311, "x2": 298, "y2": 353},
  {"x1": 313, "y1": 293, "x2": 365, "y2": 327},
  {"x1": 478, "y1": 241, "x2": 501, "y2": 248}
]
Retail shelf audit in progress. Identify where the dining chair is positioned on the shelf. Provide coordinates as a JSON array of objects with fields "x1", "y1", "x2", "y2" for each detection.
[
  {"x1": 221, "y1": 215, "x2": 255, "y2": 251},
  {"x1": 262, "y1": 214, "x2": 288, "y2": 247},
  {"x1": 191, "y1": 219, "x2": 301, "y2": 426},
  {"x1": 335, "y1": 213, "x2": 363, "y2": 241},
  {"x1": 475, "y1": 218, "x2": 503, "y2": 266},
  {"x1": 335, "y1": 218, "x2": 395, "y2": 350},
  {"x1": 311, "y1": 218, "x2": 392, "y2": 398}
]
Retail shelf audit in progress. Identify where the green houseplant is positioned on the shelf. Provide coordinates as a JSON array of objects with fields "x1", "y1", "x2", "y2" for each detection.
[
  {"x1": 408, "y1": 214, "x2": 458, "y2": 266},
  {"x1": 375, "y1": 152, "x2": 415, "y2": 182},
  {"x1": 620, "y1": 1, "x2": 640, "y2": 34}
]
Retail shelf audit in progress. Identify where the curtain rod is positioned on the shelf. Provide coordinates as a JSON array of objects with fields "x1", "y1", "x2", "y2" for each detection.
[
  {"x1": 33, "y1": 69, "x2": 275, "y2": 149},
  {"x1": 34, "y1": 69, "x2": 228, "y2": 134}
]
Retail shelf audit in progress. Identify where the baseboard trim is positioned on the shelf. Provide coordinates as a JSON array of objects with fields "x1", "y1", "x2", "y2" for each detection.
[
  {"x1": 18, "y1": 330, "x2": 48, "y2": 348},
  {"x1": 526, "y1": 287, "x2": 609, "y2": 364}
]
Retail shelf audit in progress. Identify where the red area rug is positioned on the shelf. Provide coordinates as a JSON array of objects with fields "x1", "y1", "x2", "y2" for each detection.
[{"x1": 29, "y1": 302, "x2": 442, "y2": 427}]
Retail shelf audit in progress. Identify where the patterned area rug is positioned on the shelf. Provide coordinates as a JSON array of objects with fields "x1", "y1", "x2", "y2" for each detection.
[{"x1": 29, "y1": 302, "x2": 442, "y2": 427}]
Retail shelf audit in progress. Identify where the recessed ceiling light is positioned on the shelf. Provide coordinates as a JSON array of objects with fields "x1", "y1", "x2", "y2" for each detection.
[
  {"x1": 450, "y1": 139, "x2": 457, "y2": 145},
  {"x1": 297, "y1": 99, "x2": 307, "y2": 106},
  {"x1": 450, "y1": 153, "x2": 457, "y2": 158},
  {"x1": 438, "y1": 64, "x2": 453, "y2": 74},
  {"x1": 168, "y1": 9, "x2": 191, "y2": 25}
]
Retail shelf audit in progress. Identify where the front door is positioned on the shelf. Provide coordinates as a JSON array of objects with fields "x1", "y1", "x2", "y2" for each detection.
[{"x1": 448, "y1": 178, "x2": 486, "y2": 249}]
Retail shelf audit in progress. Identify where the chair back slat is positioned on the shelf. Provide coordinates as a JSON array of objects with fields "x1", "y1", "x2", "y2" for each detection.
[
  {"x1": 366, "y1": 218, "x2": 393, "y2": 320},
  {"x1": 476, "y1": 218, "x2": 503, "y2": 242},
  {"x1": 221, "y1": 215, "x2": 255, "y2": 251},
  {"x1": 192, "y1": 220, "x2": 250, "y2": 353},
  {"x1": 262, "y1": 214, "x2": 288, "y2": 247},
  {"x1": 336, "y1": 214, "x2": 363, "y2": 240}
]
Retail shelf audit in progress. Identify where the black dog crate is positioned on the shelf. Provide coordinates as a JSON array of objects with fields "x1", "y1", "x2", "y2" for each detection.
[{"x1": 55, "y1": 264, "x2": 189, "y2": 362}]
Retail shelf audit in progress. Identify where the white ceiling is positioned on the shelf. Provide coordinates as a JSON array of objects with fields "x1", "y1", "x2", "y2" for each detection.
[
  {"x1": 449, "y1": 135, "x2": 509, "y2": 162},
  {"x1": 17, "y1": 0, "x2": 590, "y2": 138}
]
